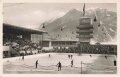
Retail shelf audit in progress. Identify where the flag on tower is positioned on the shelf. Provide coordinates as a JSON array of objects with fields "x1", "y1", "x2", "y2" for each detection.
[{"x1": 83, "y1": 3, "x2": 85, "y2": 16}]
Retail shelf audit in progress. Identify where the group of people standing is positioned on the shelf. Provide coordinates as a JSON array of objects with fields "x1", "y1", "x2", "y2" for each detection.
[
  {"x1": 68, "y1": 55, "x2": 73, "y2": 59},
  {"x1": 34, "y1": 54, "x2": 74, "y2": 71},
  {"x1": 68, "y1": 55, "x2": 74, "y2": 67}
]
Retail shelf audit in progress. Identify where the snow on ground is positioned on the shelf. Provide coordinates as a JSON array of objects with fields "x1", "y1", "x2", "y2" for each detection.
[{"x1": 3, "y1": 53, "x2": 117, "y2": 74}]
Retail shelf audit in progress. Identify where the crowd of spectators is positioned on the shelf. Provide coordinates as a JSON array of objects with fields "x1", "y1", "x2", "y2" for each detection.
[
  {"x1": 3, "y1": 38, "x2": 43, "y2": 57},
  {"x1": 54, "y1": 44, "x2": 117, "y2": 55},
  {"x1": 3, "y1": 37, "x2": 117, "y2": 58}
]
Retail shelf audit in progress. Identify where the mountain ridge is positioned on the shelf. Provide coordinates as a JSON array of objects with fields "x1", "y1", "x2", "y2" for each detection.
[{"x1": 41, "y1": 8, "x2": 117, "y2": 44}]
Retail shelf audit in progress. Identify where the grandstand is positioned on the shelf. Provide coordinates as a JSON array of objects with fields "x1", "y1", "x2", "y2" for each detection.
[{"x1": 3, "y1": 23, "x2": 47, "y2": 58}]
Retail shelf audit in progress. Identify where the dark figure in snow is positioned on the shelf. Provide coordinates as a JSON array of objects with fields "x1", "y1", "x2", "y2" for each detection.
[
  {"x1": 68, "y1": 55, "x2": 70, "y2": 59},
  {"x1": 35, "y1": 60, "x2": 39, "y2": 68},
  {"x1": 71, "y1": 55, "x2": 73, "y2": 59},
  {"x1": 71, "y1": 60, "x2": 73, "y2": 67},
  {"x1": 105, "y1": 56, "x2": 107, "y2": 59},
  {"x1": 22, "y1": 55, "x2": 24, "y2": 60},
  {"x1": 114, "y1": 59, "x2": 116, "y2": 66},
  {"x1": 57, "y1": 61, "x2": 62, "y2": 71},
  {"x1": 90, "y1": 55, "x2": 92, "y2": 58},
  {"x1": 49, "y1": 54, "x2": 51, "y2": 58}
]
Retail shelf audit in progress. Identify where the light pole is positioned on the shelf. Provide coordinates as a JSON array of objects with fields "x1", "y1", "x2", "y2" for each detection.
[
  {"x1": 41, "y1": 33, "x2": 43, "y2": 53},
  {"x1": 41, "y1": 23, "x2": 45, "y2": 53},
  {"x1": 81, "y1": 61, "x2": 82, "y2": 74}
]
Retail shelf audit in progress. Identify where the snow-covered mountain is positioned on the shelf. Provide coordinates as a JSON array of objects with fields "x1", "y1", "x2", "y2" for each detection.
[{"x1": 40, "y1": 8, "x2": 117, "y2": 44}]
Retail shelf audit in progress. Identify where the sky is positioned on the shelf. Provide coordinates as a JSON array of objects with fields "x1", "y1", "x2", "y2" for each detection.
[{"x1": 3, "y1": 3, "x2": 116, "y2": 29}]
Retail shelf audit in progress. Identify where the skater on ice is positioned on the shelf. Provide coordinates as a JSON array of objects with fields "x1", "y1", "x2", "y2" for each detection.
[
  {"x1": 22, "y1": 54, "x2": 24, "y2": 60},
  {"x1": 35, "y1": 60, "x2": 39, "y2": 69},
  {"x1": 49, "y1": 54, "x2": 51, "y2": 58},
  {"x1": 105, "y1": 56, "x2": 107, "y2": 59},
  {"x1": 114, "y1": 59, "x2": 116, "y2": 66},
  {"x1": 57, "y1": 61, "x2": 62, "y2": 71},
  {"x1": 68, "y1": 55, "x2": 70, "y2": 59},
  {"x1": 90, "y1": 55, "x2": 92, "y2": 58},
  {"x1": 71, "y1": 55, "x2": 73, "y2": 59},
  {"x1": 71, "y1": 59, "x2": 73, "y2": 67}
]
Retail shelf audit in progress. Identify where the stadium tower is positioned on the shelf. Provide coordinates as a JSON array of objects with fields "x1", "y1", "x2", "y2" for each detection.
[
  {"x1": 76, "y1": 17, "x2": 93, "y2": 45},
  {"x1": 76, "y1": 4, "x2": 93, "y2": 46}
]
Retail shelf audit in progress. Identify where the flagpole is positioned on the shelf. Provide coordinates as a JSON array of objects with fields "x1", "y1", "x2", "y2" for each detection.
[{"x1": 83, "y1": 3, "x2": 85, "y2": 16}]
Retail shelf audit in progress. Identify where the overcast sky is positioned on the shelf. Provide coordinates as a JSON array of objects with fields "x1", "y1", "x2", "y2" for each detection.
[{"x1": 3, "y1": 3, "x2": 116, "y2": 29}]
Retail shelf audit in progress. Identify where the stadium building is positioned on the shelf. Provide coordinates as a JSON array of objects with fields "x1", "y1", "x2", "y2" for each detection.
[{"x1": 3, "y1": 23, "x2": 46, "y2": 57}]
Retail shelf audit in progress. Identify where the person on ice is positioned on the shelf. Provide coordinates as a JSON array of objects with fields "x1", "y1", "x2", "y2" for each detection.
[
  {"x1": 105, "y1": 55, "x2": 107, "y2": 59},
  {"x1": 71, "y1": 60, "x2": 73, "y2": 67},
  {"x1": 114, "y1": 59, "x2": 116, "y2": 66},
  {"x1": 49, "y1": 54, "x2": 51, "y2": 58},
  {"x1": 68, "y1": 55, "x2": 70, "y2": 59},
  {"x1": 90, "y1": 55, "x2": 92, "y2": 58},
  {"x1": 57, "y1": 61, "x2": 62, "y2": 71},
  {"x1": 35, "y1": 60, "x2": 39, "y2": 69},
  {"x1": 22, "y1": 54, "x2": 24, "y2": 60},
  {"x1": 71, "y1": 55, "x2": 73, "y2": 59}
]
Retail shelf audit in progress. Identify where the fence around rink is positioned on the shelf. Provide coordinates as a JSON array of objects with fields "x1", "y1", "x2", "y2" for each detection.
[{"x1": 4, "y1": 60, "x2": 117, "y2": 74}]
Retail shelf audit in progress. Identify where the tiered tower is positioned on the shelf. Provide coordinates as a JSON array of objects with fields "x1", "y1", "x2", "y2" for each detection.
[{"x1": 76, "y1": 17, "x2": 93, "y2": 46}]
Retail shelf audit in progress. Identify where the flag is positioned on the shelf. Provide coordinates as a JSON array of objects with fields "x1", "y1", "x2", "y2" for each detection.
[{"x1": 83, "y1": 3, "x2": 85, "y2": 16}]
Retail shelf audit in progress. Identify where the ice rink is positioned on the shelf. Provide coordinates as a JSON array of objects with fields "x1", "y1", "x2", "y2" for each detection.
[{"x1": 3, "y1": 53, "x2": 117, "y2": 74}]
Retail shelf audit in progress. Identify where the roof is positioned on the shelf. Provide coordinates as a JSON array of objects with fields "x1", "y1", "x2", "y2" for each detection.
[{"x1": 3, "y1": 23, "x2": 47, "y2": 35}]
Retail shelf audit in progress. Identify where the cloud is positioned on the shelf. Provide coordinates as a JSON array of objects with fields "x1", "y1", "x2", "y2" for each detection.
[{"x1": 4, "y1": 8, "x2": 66, "y2": 29}]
